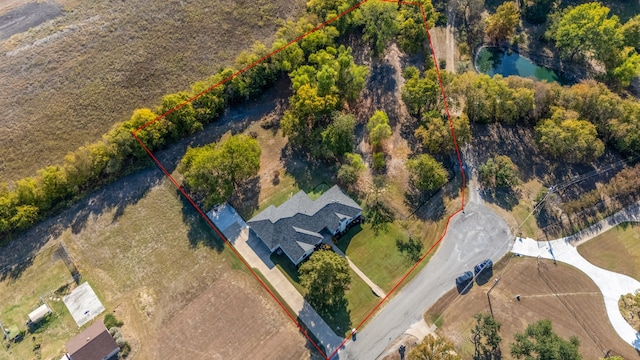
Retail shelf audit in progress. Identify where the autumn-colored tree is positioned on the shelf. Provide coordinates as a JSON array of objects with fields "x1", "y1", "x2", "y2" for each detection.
[
  {"x1": 409, "y1": 334, "x2": 461, "y2": 360},
  {"x1": 485, "y1": 2, "x2": 520, "y2": 44}
]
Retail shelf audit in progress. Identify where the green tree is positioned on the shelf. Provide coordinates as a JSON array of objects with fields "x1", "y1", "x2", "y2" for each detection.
[
  {"x1": 180, "y1": 134, "x2": 261, "y2": 207},
  {"x1": 36, "y1": 166, "x2": 70, "y2": 209},
  {"x1": 478, "y1": 156, "x2": 519, "y2": 189},
  {"x1": 472, "y1": 313, "x2": 502, "y2": 360},
  {"x1": 335, "y1": 46, "x2": 368, "y2": 102},
  {"x1": 397, "y1": 0, "x2": 436, "y2": 54},
  {"x1": 10, "y1": 205, "x2": 39, "y2": 231},
  {"x1": 552, "y1": 3, "x2": 623, "y2": 71},
  {"x1": 191, "y1": 74, "x2": 226, "y2": 123},
  {"x1": 357, "y1": 1, "x2": 399, "y2": 56},
  {"x1": 409, "y1": 333, "x2": 462, "y2": 360},
  {"x1": 367, "y1": 111, "x2": 392, "y2": 148},
  {"x1": 415, "y1": 115, "x2": 472, "y2": 154},
  {"x1": 535, "y1": 108, "x2": 604, "y2": 163},
  {"x1": 485, "y1": 2, "x2": 520, "y2": 44},
  {"x1": 613, "y1": 49, "x2": 640, "y2": 87},
  {"x1": 159, "y1": 92, "x2": 201, "y2": 140},
  {"x1": 402, "y1": 67, "x2": 439, "y2": 118},
  {"x1": 510, "y1": 319, "x2": 581, "y2": 360},
  {"x1": 299, "y1": 250, "x2": 351, "y2": 312},
  {"x1": 406, "y1": 154, "x2": 448, "y2": 192},
  {"x1": 621, "y1": 15, "x2": 640, "y2": 50},
  {"x1": 337, "y1": 153, "x2": 365, "y2": 186},
  {"x1": 322, "y1": 113, "x2": 356, "y2": 158}
]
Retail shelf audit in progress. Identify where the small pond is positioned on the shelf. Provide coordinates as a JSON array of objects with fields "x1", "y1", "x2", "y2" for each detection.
[{"x1": 475, "y1": 47, "x2": 572, "y2": 85}]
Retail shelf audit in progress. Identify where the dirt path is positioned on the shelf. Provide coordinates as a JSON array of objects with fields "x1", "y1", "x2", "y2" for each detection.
[{"x1": 445, "y1": 3, "x2": 455, "y2": 73}]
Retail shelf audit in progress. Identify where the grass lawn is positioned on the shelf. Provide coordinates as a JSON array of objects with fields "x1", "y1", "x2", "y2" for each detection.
[
  {"x1": 577, "y1": 222, "x2": 640, "y2": 281},
  {"x1": 0, "y1": 246, "x2": 77, "y2": 360},
  {"x1": 484, "y1": 179, "x2": 544, "y2": 239},
  {"x1": 337, "y1": 223, "x2": 412, "y2": 293}
]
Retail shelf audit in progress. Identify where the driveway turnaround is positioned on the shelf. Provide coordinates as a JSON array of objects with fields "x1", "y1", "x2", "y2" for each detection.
[
  {"x1": 340, "y1": 201, "x2": 512, "y2": 359},
  {"x1": 512, "y1": 204, "x2": 640, "y2": 352},
  {"x1": 207, "y1": 204, "x2": 344, "y2": 356}
]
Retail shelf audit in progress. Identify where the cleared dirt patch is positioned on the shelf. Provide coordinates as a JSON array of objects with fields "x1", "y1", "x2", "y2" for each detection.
[
  {"x1": 154, "y1": 270, "x2": 310, "y2": 360},
  {"x1": 426, "y1": 256, "x2": 638, "y2": 359}
]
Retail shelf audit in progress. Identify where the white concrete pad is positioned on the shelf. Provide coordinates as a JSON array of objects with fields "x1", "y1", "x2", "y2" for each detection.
[{"x1": 63, "y1": 282, "x2": 105, "y2": 327}]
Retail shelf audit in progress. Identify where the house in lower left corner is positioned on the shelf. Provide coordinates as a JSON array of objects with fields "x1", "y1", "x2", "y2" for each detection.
[{"x1": 64, "y1": 322, "x2": 119, "y2": 360}]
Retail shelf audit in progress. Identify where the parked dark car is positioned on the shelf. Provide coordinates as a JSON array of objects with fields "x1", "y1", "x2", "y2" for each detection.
[
  {"x1": 474, "y1": 259, "x2": 493, "y2": 275},
  {"x1": 455, "y1": 271, "x2": 474, "y2": 285}
]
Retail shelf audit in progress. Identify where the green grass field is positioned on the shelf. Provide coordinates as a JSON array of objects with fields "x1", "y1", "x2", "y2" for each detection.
[
  {"x1": 338, "y1": 223, "x2": 412, "y2": 293},
  {"x1": 577, "y1": 222, "x2": 640, "y2": 281},
  {"x1": 0, "y1": 246, "x2": 77, "y2": 360}
]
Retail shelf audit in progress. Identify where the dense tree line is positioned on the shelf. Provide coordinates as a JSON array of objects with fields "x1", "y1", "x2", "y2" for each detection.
[
  {"x1": 450, "y1": 72, "x2": 640, "y2": 161},
  {"x1": 547, "y1": 3, "x2": 640, "y2": 86}
]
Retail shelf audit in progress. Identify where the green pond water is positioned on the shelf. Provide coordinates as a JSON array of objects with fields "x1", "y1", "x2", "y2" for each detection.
[{"x1": 475, "y1": 47, "x2": 572, "y2": 85}]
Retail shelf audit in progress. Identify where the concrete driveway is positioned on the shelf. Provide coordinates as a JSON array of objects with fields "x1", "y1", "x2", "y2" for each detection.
[{"x1": 338, "y1": 201, "x2": 512, "y2": 359}]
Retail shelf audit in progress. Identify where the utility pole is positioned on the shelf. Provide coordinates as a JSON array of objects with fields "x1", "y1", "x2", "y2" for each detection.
[{"x1": 486, "y1": 277, "x2": 501, "y2": 317}]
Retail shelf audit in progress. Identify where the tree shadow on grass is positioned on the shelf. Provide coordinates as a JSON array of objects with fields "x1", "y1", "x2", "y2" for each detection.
[
  {"x1": 281, "y1": 144, "x2": 336, "y2": 193},
  {"x1": 0, "y1": 165, "x2": 164, "y2": 282},
  {"x1": 482, "y1": 187, "x2": 521, "y2": 211},
  {"x1": 229, "y1": 176, "x2": 261, "y2": 220},
  {"x1": 178, "y1": 189, "x2": 224, "y2": 252}
]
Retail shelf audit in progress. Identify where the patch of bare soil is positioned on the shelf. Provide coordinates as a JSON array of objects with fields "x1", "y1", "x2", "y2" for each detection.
[
  {"x1": 152, "y1": 270, "x2": 310, "y2": 360},
  {"x1": 426, "y1": 256, "x2": 638, "y2": 359}
]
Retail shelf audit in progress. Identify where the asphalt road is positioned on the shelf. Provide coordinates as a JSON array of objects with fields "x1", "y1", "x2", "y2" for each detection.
[{"x1": 338, "y1": 201, "x2": 512, "y2": 359}]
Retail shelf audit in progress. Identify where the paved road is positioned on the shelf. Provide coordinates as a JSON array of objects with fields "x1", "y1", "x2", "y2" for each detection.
[{"x1": 338, "y1": 201, "x2": 512, "y2": 359}]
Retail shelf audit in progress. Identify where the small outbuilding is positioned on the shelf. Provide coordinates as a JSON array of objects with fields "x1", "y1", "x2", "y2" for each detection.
[
  {"x1": 27, "y1": 303, "x2": 52, "y2": 324},
  {"x1": 65, "y1": 322, "x2": 119, "y2": 360}
]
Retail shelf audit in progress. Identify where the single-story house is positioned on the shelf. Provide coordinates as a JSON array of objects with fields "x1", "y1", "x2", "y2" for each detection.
[
  {"x1": 65, "y1": 322, "x2": 119, "y2": 360},
  {"x1": 248, "y1": 185, "x2": 362, "y2": 265},
  {"x1": 27, "y1": 303, "x2": 51, "y2": 324}
]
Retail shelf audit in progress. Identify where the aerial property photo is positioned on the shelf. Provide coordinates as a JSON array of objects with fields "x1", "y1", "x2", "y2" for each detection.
[{"x1": 1, "y1": 0, "x2": 640, "y2": 359}]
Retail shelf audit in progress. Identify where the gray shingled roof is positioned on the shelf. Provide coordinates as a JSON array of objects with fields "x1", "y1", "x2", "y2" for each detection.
[{"x1": 248, "y1": 185, "x2": 361, "y2": 264}]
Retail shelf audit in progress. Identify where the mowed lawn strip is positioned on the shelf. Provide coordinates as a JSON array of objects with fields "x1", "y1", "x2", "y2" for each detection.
[{"x1": 577, "y1": 222, "x2": 640, "y2": 281}]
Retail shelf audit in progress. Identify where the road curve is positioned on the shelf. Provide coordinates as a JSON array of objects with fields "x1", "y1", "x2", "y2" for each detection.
[{"x1": 338, "y1": 201, "x2": 512, "y2": 359}]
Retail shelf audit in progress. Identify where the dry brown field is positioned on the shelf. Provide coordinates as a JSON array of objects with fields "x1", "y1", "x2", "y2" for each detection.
[
  {"x1": 426, "y1": 256, "x2": 638, "y2": 359},
  {"x1": 0, "y1": 0, "x2": 304, "y2": 182}
]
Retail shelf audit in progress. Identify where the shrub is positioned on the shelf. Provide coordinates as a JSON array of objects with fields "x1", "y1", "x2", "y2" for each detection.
[{"x1": 104, "y1": 313, "x2": 124, "y2": 329}]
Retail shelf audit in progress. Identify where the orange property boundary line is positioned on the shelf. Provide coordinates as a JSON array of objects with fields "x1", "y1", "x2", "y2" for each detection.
[{"x1": 131, "y1": 1, "x2": 466, "y2": 358}]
